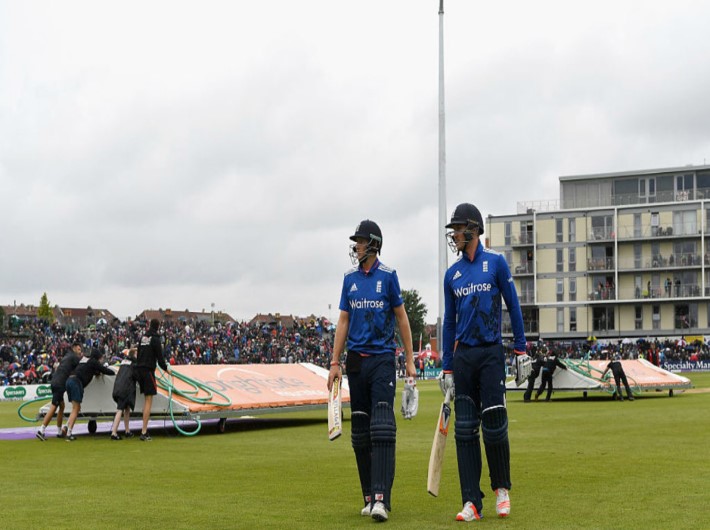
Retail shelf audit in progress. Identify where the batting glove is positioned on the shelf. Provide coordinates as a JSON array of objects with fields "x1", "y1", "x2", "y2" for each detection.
[
  {"x1": 400, "y1": 377, "x2": 419, "y2": 419},
  {"x1": 438, "y1": 370, "x2": 454, "y2": 399}
]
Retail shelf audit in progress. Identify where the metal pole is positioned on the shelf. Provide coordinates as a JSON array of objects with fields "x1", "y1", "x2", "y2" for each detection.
[{"x1": 437, "y1": 0, "x2": 447, "y2": 348}]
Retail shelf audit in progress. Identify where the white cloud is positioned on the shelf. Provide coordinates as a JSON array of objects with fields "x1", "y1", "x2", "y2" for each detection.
[{"x1": 1, "y1": 0, "x2": 709, "y2": 321}]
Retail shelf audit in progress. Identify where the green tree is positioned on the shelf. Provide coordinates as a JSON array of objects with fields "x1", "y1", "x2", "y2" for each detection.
[
  {"x1": 0, "y1": 305, "x2": 5, "y2": 330},
  {"x1": 37, "y1": 292, "x2": 54, "y2": 323},
  {"x1": 401, "y1": 288, "x2": 427, "y2": 351}
]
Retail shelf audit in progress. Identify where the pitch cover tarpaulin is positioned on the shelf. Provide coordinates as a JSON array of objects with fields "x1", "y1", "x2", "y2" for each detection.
[{"x1": 164, "y1": 363, "x2": 350, "y2": 412}]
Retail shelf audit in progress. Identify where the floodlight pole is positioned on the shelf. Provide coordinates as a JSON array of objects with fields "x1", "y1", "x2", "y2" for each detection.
[{"x1": 436, "y1": 0, "x2": 448, "y2": 350}]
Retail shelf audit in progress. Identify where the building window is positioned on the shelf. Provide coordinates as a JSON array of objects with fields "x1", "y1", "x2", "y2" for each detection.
[
  {"x1": 521, "y1": 278, "x2": 534, "y2": 304},
  {"x1": 568, "y1": 247, "x2": 576, "y2": 272},
  {"x1": 569, "y1": 307, "x2": 577, "y2": 332},
  {"x1": 633, "y1": 213, "x2": 642, "y2": 238},
  {"x1": 652, "y1": 304, "x2": 660, "y2": 331},
  {"x1": 634, "y1": 305, "x2": 642, "y2": 330},
  {"x1": 639, "y1": 177, "x2": 656, "y2": 203},
  {"x1": 635, "y1": 275, "x2": 643, "y2": 299},
  {"x1": 504, "y1": 221, "x2": 511, "y2": 246},
  {"x1": 556, "y1": 218, "x2": 563, "y2": 243},
  {"x1": 591, "y1": 215, "x2": 613, "y2": 240},
  {"x1": 672, "y1": 240, "x2": 697, "y2": 268},
  {"x1": 569, "y1": 277, "x2": 576, "y2": 302},
  {"x1": 568, "y1": 218, "x2": 576, "y2": 242},
  {"x1": 651, "y1": 241, "x2": 661, "y2": 268},
  {"x1": 557, "y1": 279, "x2": 564, "y2": 302},
  {"x1": 556, "y1": 249, "x2": 563, "y2": 272},
  {"x1": 557, "y1": 308, "x2": 564, "y2": 333},
  {"x1": 674, "y1": 303, "x2": 697, "y2": 330},
  {"x1": 520, "y1": 221, "x2": 534, "y2": 245},
  {"x1": 592, "y1": 307, "x2": 614, "y2": 331},
  {"x1": 673, "y1": 210, "x2": 697, "y2": 236},
  {"x1": 651, "y1": 212, "x2": 660, "y2": 236},
  {"x1": 634, "y1": 243, "x2": 642, "y2": 269},
  {"x1": 675, "y1": 173, "x2": 693, "y2": 201}
]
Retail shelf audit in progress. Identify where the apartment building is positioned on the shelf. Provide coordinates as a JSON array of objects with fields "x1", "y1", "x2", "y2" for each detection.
[{"x1": 487, "y1": 164, "x2": 710, "y2": 342}]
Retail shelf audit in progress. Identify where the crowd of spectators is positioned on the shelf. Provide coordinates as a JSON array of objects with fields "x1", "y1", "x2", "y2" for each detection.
[
  {"x1": 1, "y1": 316, "x2": 334, "y2": 386},
  {"x1": 2, "y1": 316, "x2": 709, "y2": 386},
  {"x1": 515, "y1": 338, "x2": 710, "y2": 365}
]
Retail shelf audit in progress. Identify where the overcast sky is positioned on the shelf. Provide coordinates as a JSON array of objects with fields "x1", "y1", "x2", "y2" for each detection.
[{"x1": 2, "y1": 0, "x2": 709, "y2": 323}]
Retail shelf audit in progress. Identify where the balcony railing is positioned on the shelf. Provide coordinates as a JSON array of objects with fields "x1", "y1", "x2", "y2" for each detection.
[
  {"x1": 611, "y1": 188, "x2": 710, "y2": 206},
  {"x1": 615, "y1": 253, "x2": 704, "y2": 270},
  {"x1": 518, "y1": 292, "x2": 535, "y2": 304},
  {"x1": 502, "y1": 321, "x2": 539, "y2": 334},
  {"x1": 512, "y1": 233, "x2": 534, "y2": 245},
  {"x1": 674, "y1": 317, "x2": 698, "y2": 330},
  {"x1": 592, "y1": 319, "x2": 615, "y2": 332},
  {"x1": 588, "y1": 288, "x2": 616, "y2": 301},
  {"x1": 512, "y1": 262, "x2": 533, "y2": 274},
  {"x1": 587, "y1": 227, "x2": 615, "y2": 241},
  {"x1": 620, "y1": 283, "x2": 702, "y2": 300},
  {"x1": 587, "y1": 257, "x2": 615, "y2": 271}
]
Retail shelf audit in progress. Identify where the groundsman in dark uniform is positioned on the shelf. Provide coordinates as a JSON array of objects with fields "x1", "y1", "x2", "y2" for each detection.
[
  {"x1": 534, "y1": 350, "x2": 567, "y2": 401},
  {"x1": 135, "y1": 319, "x2": 169, "y2": 441}
]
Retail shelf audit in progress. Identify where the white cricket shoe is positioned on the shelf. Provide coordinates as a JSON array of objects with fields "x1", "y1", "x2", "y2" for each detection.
[
  {"x1": 495, "y1": 488, "x2": 510, "y2": 517},
  {"x1": 371, "y1": 501, "x2": 388, "y2": 522},
  {"x1": 456, "y1": 501, "x2": 482, "y2": 522},
  {"x1": 361, "y1": 503, "x2": 371, "y2": 516}
]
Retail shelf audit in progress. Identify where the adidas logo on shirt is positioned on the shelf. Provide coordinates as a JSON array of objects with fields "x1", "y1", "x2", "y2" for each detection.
[
  {"x1": 483, "y1": 261, "x2": 489, "y2": 273},
  {"x1": 350, "y1": 283, "x2": 358, "y2": 292},
  {"x1": 453, "y1": 270, "x2": 462, "y2": 280}
]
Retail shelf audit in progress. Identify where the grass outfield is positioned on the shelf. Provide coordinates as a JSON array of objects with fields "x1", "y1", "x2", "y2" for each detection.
[{"x1": 1, "y1": 372, "x2": 709, "y2": 530}]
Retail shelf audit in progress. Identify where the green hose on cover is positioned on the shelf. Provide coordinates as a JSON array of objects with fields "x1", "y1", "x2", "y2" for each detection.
[{"x1": 155, "y1": 367, "x2": 232, "y2": 436}]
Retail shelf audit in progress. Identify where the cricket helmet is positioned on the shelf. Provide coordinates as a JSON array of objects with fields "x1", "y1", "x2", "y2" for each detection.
[
  {"x1": 446, "y1": 203, "x2": 484, "y2": 253},
  {"x1": 349, "y1": 219, "x2": 382, "y2": 264}
]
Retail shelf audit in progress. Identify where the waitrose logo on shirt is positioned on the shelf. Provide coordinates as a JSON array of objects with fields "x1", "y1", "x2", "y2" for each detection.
[
  {"x1": 454, "y1": 283, "x2": 492, "y2": 297},
  {"x1": 349, "y1": 299, "x2": 385, "y2": 310}
]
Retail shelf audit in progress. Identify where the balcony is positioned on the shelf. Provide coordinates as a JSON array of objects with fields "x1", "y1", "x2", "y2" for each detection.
[
  {"x1": 511, "y1": 233, "x2": 534, "y2": 246},
  {"x1": 513, "y1": 262, "x2": 534, "y2": 275},
  {"x1": 611, "y1": 187, "x2": 710, "y2": 206},
  {"x1": 667, "y1": 253, "x2": 703, "y2": 267},
  {"x1": 592, "y1": 319, "x2": 615, "y2": 332},
  {"x1": 588, "y1": 288, "x2": 616, "y2": 301},
  {"x1": 620, "y1": 283, "x2": 702, "y2": 300},
  {"x1": 587, "y1": 227, "x2": 615, "y2": 242},
  {"x1": 616, "y1": 253, "x2": 703, "y2": 271},
  {"x1": 674, "y1": 316, "x2": 698, "y2": 330},
  {"x1": 587, "y1": 257, "x2": 615, "y2": 271},
  {"x1": 518, "y1": 292, "x2": 535, "y2": 304},
  {"x1": 502, "y1": 320, "x2": 539, "y2": 335}
]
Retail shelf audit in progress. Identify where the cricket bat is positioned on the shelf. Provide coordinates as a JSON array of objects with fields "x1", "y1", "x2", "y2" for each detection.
[
  {"x1": 328, "y1": 376, "x2": 342, "y2": 441},
  {"x1": 427, "y1": 388, "x2": 452, "y2": 496}
]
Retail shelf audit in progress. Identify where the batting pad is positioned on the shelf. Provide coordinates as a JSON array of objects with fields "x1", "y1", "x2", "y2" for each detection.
[
  {"x1": 351, "y1": 411, "x2": 372, "y2": 503},
  {"x1": 482, "y1": 405, "x2": 511, "y2": 490},
  {"x1": 454, "y1": 395, "x2": 484, "y2": 509},
  {"x1": 371, "y1": 402, "x2": 396, "y2": 510}
]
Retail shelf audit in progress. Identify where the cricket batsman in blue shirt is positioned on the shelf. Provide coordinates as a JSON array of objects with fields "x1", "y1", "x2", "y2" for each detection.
[
  {"x1": 327, "y1": 219, "x2": 416, "y2": 523},
  {"x1": 439, "y1": 203, "x2": 528, "y2": 522}
]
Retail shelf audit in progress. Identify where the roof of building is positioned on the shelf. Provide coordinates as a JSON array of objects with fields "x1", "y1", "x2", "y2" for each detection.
[{"x1": 559, "y1": 163, "x2": 710, "y2": 182}]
